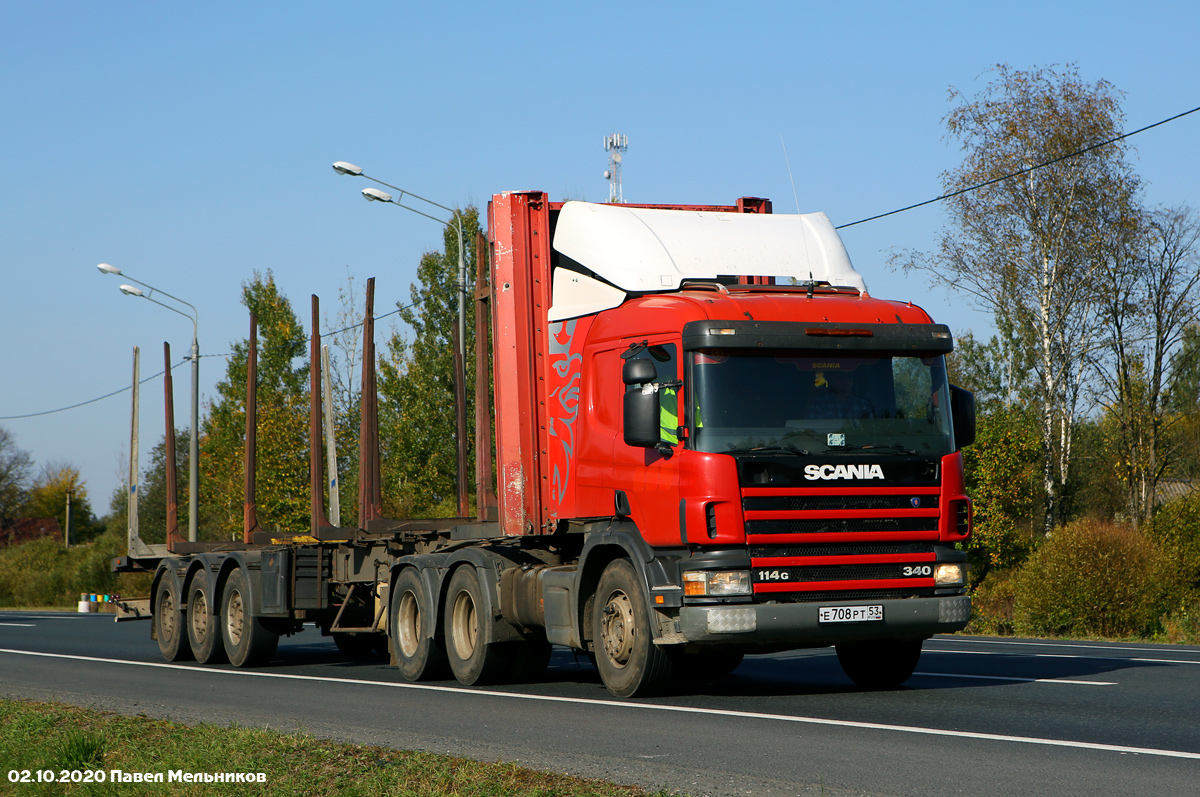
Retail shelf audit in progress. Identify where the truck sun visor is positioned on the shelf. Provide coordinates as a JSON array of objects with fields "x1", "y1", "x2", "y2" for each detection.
[{"x1": 682, "y1": 321, "x2": 954, "y2": 353}]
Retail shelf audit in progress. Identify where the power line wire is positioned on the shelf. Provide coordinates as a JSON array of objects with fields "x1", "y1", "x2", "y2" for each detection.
[
  {"x1": 836, "y1": 103, "x2": 1200, "y2": 230},
  {"x1": 0, "y1": 359, "x2": 189, "y2": 421},
  {"x1": 0, "y1": 301, "x2": 420, "y2": 422}
]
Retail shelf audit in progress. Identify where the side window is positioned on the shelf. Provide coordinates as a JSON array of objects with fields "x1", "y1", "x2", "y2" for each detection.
[{"x1": 624, "y1": 344, "x2": 678, "y2": 444}]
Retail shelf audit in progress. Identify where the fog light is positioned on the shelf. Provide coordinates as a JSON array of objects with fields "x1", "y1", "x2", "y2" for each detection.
[
  {"x1": 683, "y1": 570, "x2": 751, "y2": 597},
  {"x1": 934, "y1": 563, "x2": 964, "y2": 586}
]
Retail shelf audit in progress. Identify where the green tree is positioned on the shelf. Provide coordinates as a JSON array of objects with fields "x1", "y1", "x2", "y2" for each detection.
[
  {"x1": 962, "y1": 406, "x2": 1044, "y2": 582},
  {"x1": 201, "y1": 271, "x2": 310, "y2": 538},
  {"x1": 22, "y1": 463, "x2": 101, "y2": 544},
  {"x1": 133, "y1": 430, "x2": 190, "y2": 545},
  {"x1": 1094, "y1": 205, "x2": 1200, "y2": 525},
  {"x1": 379, "y1": 207, "x2": 481, "y2": 517},
  {"x1": 1165, "y1": 326, "x2": 1200, "y2": 484},
  {"x1": 900, "y1": 64, "x2": 1141, "y2": 533}
]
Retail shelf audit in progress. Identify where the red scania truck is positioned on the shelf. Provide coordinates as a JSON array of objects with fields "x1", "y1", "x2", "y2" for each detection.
[{"x1": 115, "y1": 191, "x2": 974, "y2": 698}]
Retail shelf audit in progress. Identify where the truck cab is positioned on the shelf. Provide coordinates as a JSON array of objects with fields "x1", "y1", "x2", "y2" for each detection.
[{"x1": 490, "y1": 193, "x2": 973, "y2": 695}]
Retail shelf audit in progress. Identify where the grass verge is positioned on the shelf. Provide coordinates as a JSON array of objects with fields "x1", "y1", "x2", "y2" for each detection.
[{"x1": 0, "y1": 699, "x2": 675, "y2": 797}]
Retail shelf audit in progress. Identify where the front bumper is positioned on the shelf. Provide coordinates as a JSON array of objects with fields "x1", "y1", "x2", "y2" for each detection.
[{"x1": 677, "y1": 595, "x2": 971, "y2": 645}]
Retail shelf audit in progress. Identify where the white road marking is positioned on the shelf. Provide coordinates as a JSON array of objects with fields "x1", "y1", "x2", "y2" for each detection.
[
  {"x1": 925, "y1": 649, "x2": 1200, "y2": 666},
  {"x1": 912, "y1": 671, "x2": 1115, "y2": 685},
  {"x1": 0, "y1": 614, "x2": 96, "y2": 620},
  {"x1": 1, "y1": 648, "x2": 1195, "y2": 761},
  {"x1": 932, "y1": 637, "x2": 1200, "y2": 657},
  {"x1": 0, "y1": 623, "x2": 36, "y2": 627}
]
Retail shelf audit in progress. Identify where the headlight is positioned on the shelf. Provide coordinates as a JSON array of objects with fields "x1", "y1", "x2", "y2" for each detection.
[
  {"x1": 934, "y1": 563, "x2": 964, "y2": 586},
  {"x1": 683, "y1": 570, "x2": 751, "y2": 597}
]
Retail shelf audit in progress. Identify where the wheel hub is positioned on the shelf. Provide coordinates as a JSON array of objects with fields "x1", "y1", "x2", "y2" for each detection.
[
  {"x1": 600, "y1": 591, "x2": 636, "y2": 667},
  {"x1": 226, "y1": 589, "x2": 245, "y2": 647},
  {"x1": 450, "y1": 591, "x2": 477, "y2": 661},
  {"x1": 160, "y1": 592, "x2": 177, "y2": 639},
  {"x1": 397, "y1": 590, "x2": 421, "y2": 658},
  {"x1": 191, "y1": 591, "x2": 209, "y2": 642}
]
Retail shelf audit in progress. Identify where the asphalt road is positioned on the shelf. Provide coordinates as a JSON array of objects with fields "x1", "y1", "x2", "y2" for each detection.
[{"x1": 1, "y1": 610, "x2": 1197, "y2": 796}]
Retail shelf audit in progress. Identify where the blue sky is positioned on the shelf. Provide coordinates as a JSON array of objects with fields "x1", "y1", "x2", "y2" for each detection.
[{"x1": 2, "y1": 1, "x2": 1198, "y2": 509}]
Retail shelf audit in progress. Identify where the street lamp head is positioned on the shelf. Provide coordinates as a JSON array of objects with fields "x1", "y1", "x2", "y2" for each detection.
[
  {"x1": 362, "y1": 187, "x2": 392, "y2": 203},
  {"x1": 97, "y1": 263, "x2": 122, "y2": 275},
  {"x1": 119, "y1": 284, "x2": 144, "y2": 297},
  {"x1": 332, "y1": 161, "x2": 363, "y2": 177}
]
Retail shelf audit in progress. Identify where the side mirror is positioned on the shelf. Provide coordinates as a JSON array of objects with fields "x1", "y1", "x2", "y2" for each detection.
[
  {"x1": 623, "y1": 358, "x2": 661, "y2": 448},
  {"x1": 949, "y1": 385, "x2": 976, "y2": 449},
  {"x1": 623, "y1": 358, "x2": 656, "y2": 385}
]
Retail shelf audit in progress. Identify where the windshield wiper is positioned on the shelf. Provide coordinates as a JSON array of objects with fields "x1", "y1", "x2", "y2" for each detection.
[
  {"x1": 724, "y1": 445, "x2": 811, "y2": 456},
  {"x1": 822, "y1": 444, "x2": 917, "y2": 455}
]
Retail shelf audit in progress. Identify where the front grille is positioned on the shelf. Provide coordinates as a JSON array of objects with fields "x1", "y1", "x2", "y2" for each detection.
[
  {"x1": 744, "y1": 495, "x2": 938, "y2": 512},
  {"x1": 766, "y1": 588, "x2": 933, "y2": 603},
  {"x1": 750, "y1": 542, "x2": 935, "y2": 558},
  {"x1": 754, "y1": 563, "x2": 928, "y2": 583},
  {"x1": 747, "y1": 517, "x2": 938, "y2": 535}
]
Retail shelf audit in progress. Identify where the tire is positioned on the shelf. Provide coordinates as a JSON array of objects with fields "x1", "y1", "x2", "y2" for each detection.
[
  {"x1": 444, "y1": 565, "x2": 512, "y2": 686},
  {"x1": 836, "y1": 639, "x2": 923, "y2": 688},
  {"x1": 186, "y1": 577, "x2": 227, "y2": 664},
  {"x1": 221, "y1": 568, "x2": 279, "y2": 668},
  {"x1": 390, "y1": 568, "x2": 449, "y2": 681},
  {"x1": 678, "y1": 649, "x2": 744, "y2": 680},
  {"x1": 592, "y1": 559, "x2": 674, "y2": 698},
  {"x1": 154, "y1": 580, "x2": 194, "y2": 662}
]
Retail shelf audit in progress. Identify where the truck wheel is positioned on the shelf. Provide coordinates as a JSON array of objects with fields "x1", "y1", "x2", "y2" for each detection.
[
  {"x1": 592, "y1": 559, "x2": 674, "y2": 698},
  {"x1": 221, "y1": 568, "x2": 278, "y2": 668},
  {"x1": 154, "y1": 581, "x2": 194, "y2": 662},
  {"x1": 391, "y1": 568, "x2": 449, "y2": 681},
  {"x1": 186, "y1": 578, "x2": 227, "y2": 664},
  {"x1": 444, "y1": 566, "x2": 510, "y2": 685},
  {"x1": 836, "y1": 639, "x2": 923, "y2": 688}
]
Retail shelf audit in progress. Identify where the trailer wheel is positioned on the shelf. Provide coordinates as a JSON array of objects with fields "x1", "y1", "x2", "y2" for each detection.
[
  {"x1": 592, "y1": 559, "x2": 673, "y2": 698},
  {"x1": 836, "y1": 639, "x2": 923, "y2": 689},
  {"x1": 186, "y1": 578, "x2": 227, "y2": 664},
  {"x1": 221, "y1": 568, "x2": 278, "y2": 668},
  {"x1": 391, "y1": 568, "x2": 448, "y2": 681},
  {"x1": 154, "y1": 581, "x2": 194, "y2": 662},
  {"x1": 444, "y1": 566, "x2": 510, "y2": 685}
]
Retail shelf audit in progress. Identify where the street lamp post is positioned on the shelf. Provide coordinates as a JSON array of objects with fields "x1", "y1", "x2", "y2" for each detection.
[
  {"x1": 98, "y1": 264, "x2": 200, "y2": 543},
  {"x1": 333, "y1": 162, "x2": 471, "y2": 517}
]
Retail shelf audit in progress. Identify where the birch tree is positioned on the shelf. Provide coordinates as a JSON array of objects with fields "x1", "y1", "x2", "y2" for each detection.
[{"x1": 903, "y1": 64, "x2": 1139, "y2": 533}]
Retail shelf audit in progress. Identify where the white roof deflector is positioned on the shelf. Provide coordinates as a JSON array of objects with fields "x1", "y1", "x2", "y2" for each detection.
[{"x1": 548, "y1": 201, "x2": 866, "y2": 321}]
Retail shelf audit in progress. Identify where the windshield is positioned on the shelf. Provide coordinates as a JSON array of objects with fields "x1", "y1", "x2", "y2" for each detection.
[{"x1": 688, "y1": 351, "x2": 955, "y2": 456}]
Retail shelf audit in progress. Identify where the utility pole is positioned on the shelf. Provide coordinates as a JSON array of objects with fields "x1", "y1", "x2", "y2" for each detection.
[{"x1": 64, "y1": 488, "x2": 72, "y2": 550}]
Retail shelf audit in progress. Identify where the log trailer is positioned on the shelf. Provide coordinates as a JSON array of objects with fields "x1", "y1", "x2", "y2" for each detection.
[{"x1": 114, "y1": 191, "x2": 975, "y2": 698}]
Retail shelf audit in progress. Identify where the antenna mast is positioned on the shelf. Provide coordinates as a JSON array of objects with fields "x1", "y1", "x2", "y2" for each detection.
[{"x1": 603, "y1": 133, "x2": 628, "y2": 203}]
